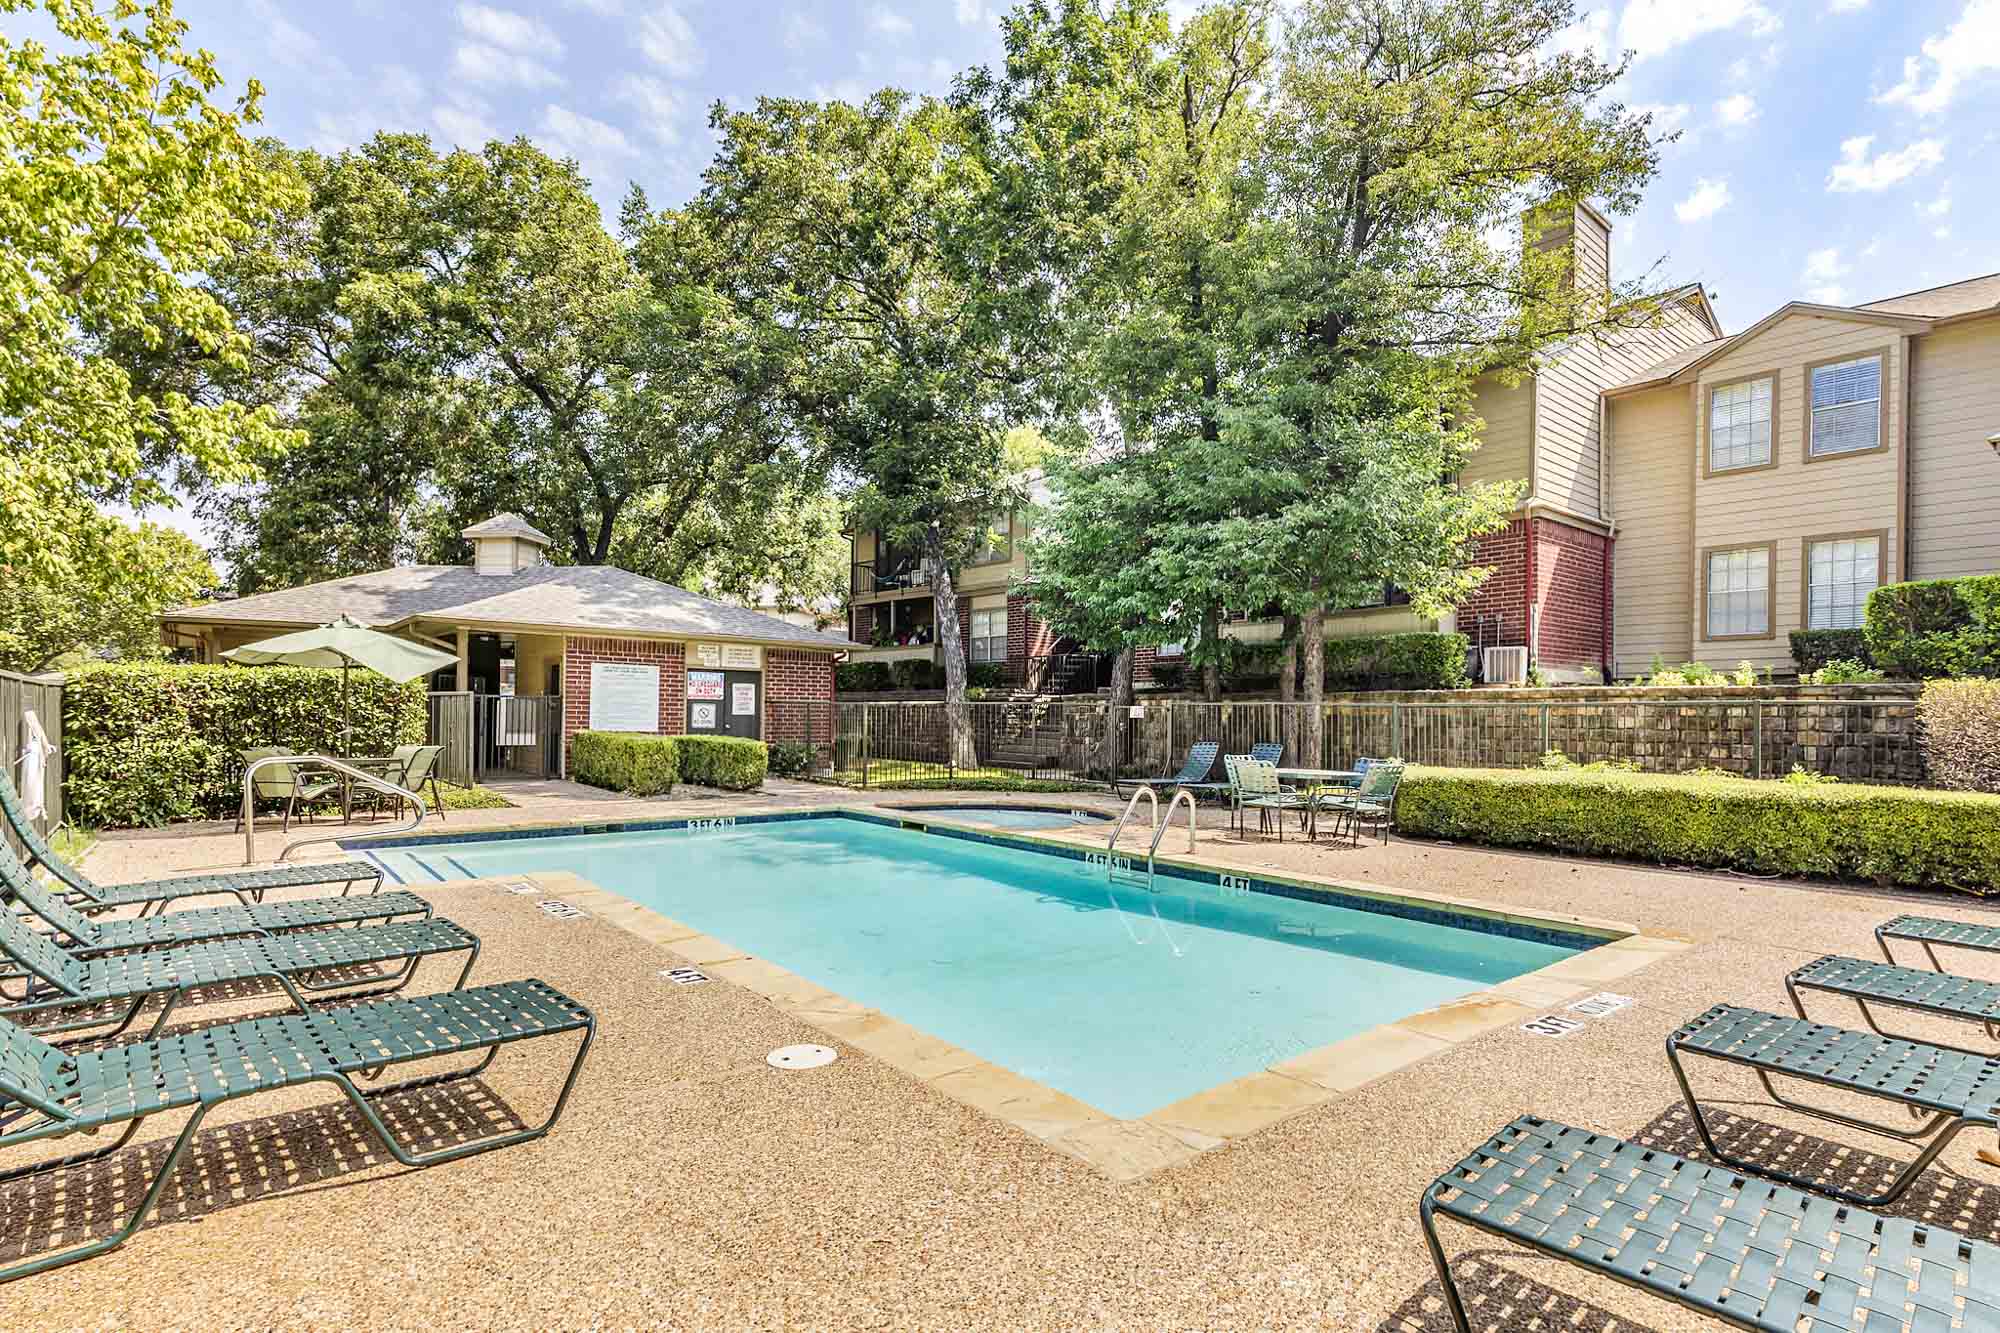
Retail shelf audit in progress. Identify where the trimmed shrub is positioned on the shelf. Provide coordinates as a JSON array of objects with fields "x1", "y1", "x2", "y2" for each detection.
[
  {"x1": 1325, "y1": 632, "x2": 1470, "y2": 691},
  {"x1": 836, "y1": 661, "x2": 893, "y2": 692},
  {"x1": 766, "y1": 741, "x2": 816, "y2": 778},
  {"x1": 1395, "y1": 766, "x2": 2000, "y2": 892},
  {"x1": 1789, "y1": 628, "x2": 1870, "y2": 674},
  {"x1": 571, "y1": 731, "x2": 677, "y2": 796},
  {"x1": 64, "y1": 662, "x2": 426, "y2": 827},
  {"x1": 1865, "y1": 575, "x2": 2000, "y2": 679},
  {"x1": 1919, "y1": 679, "x2": 2000, "y2": 794},
  {"x1": 677, "y1": 735, "x2": 768, "y2": 790}
]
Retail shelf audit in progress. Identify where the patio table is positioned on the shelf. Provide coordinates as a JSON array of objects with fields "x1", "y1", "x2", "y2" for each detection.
[
  {"x1": 335, "y1": 755, "x2": 406, "y2": 823},
  {"x1": 1273, "y1": 769, "x2": 1361, "y2": 840}
]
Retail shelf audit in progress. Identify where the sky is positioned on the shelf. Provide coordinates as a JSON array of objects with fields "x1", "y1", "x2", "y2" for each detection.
[{"x1": 43, "y1": 0, "x2": 2000, "y2": 543}]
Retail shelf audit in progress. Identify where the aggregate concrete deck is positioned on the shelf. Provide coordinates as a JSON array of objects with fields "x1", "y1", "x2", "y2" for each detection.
[{"x1": 13, "y1": 779, "x2": 2000, "y2": 1328}]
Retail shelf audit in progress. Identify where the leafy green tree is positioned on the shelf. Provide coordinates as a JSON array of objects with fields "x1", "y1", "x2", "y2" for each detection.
[
  {"x1": 0, "y1": 0, "x2": 299, "y2": 583},
  {"x1": 1244, "y1": 0, "x2": 1661, "y2": 758},
  {"x1": 0, "y1": 520, "x2": 215, "y2": 672},
  {"x1": 696, "y1": 92, "x2": 1054, "y2": 764},
  {"x1": 192, "y1": 136, "x2": 836, "y2": 602}
]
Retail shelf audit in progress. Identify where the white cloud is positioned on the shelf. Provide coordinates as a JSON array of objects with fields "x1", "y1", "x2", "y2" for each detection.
[
  {"x1": 1875, "y1": 0, "x2": 2000, "y2": 115},
  {"x1": 1801, "y1": 246, "x2": 1849, "y2": 302},
  {"x1": 870, "y1": 6, "x2": 914, "y2": 36},
  {"x1": 1547, "y1": 9, "x2": 1611, "y2": 62},
  {"x1": 1825, "y1": 135, "x2": 1945, "y2": 192},
  {"x1": 1631, "y1": 102, "x2": 1691, "y2": 130},
  {"x1": 1829, "y1": 0, "x2": 1868, "y2": 9},
  {"x1": 457, "y1": 4, "x2": 562, "y2": 55},
  {"x1": 1935, "y1": 224, "x2": 1954, "y2": 240},
  {"x1": 1920, "y1": 189, "x2": 1952, "y2": 217},
  {"x1": 639, "y1": 4, "x2": 702, "y2": 76},
  {"x1": 540, "y1": 104, "x2": 636, "y2": 159},
  {"x1": 615, "y1": 74, "x2": 687, "y2": 146},
  {"x1": 1715, "y1": 93, "x2": 1758, "y2": 125},
  {"x1": 563, "y1": 0, "x2": 623, "y2": 11},
  {"x1": 1618, "y1": 0, "x2": 1779, "y2": 62},
  {"x1": 452, "y1": 42, "x2": 564, "y2": 88},
  {"x1": 1860, "y1": 236, "x2": 1882, "y2": 258},
  {"x1": 1674, "y1": 177, "x2": 1732, "y2": 222},
  {"x1": 784, "y1": 11, "x2": 827, "y2": 48},
  {"x1": 954, "y1": 0, "x2": 993, "y2": 25},
  {"x1": 433, "y1": 96, "x2": 499, "y2": 149}
]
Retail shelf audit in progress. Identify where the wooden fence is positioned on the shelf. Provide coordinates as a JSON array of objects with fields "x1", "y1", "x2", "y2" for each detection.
[{"x1": 0, "y1": 669, "x2": 64, "y2": 850}]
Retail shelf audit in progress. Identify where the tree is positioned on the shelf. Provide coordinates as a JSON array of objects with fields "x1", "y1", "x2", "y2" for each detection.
[
  {"x1": 190, "y1": 136, "x2": 836, "y2": 600},
  {"x1": 0, "y1": 0, "x2": 299, "y2": 586},
  {"x1": 0, "y1": 520, "x2": 215, "y2": 673},
  {"x1": 696, "y1": 92, "x2": 1056, "y2": 765},
  {"x1": 1242, "y1": 0, "x2": 1662, "y2": 759},
  {"x1": 972, "y1": 1, "x2": 1276, "y2": 709}
]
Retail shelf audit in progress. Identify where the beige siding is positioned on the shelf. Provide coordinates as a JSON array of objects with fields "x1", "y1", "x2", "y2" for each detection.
[
  {"x1": 1460, "y1": 375, "x2": 1533, "y2": 490},
  {"x1": 1608, "y1": 384, "x2": 1696, "y2": 674},
  {"x1": 1573, "y1": 208, "x2": 1610, "y2": 296},
  {"x1": 1909, "y1": 314, "x2": 2000, "y2": 578},
  {"x1": 1691, "y1": 314, "x2": 1905, "y2": 671},
  {"x1": 1534, "y1": 340, "x2": 1604, "y2": 519}
]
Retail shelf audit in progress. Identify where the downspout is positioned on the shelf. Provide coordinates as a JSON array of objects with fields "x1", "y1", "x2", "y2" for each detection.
[{"x1": 1598, "y1": 390, "x2": 1615, "y2": 680}]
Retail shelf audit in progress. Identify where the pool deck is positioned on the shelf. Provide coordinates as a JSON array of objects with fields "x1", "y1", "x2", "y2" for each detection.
[{"x1": 18, "y1": 778, "x2": 2000, "y2": 1328}]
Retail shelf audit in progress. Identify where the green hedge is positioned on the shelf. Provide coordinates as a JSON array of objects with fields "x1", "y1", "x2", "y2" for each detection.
[
  {"x1": 64, "y1": 662, "x2": 427, "y2": 827},
  {"x1": 1788, "y1": 628, "x2": 1871, "y2": 673},
  {"x1": 1865, "y1": 575, "x2": 2000, "y2": 679},
  {"x1": 1395, "y1": 766, "x2": 2000, "y2": 892},
  {"x1": 1326, "y1": 632, "x2": 1469, "y2": 691},
  {"x1": 677, "y1": 735, "x2": 768, "y2": 790},
  {"x1": 570, "y1": 731, "x2": 678, "y2": 796}
]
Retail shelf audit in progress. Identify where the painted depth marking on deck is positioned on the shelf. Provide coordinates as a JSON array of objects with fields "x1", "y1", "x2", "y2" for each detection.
[
  {"x1": 1521, "y1": 993, "x2": 1635, "y2": 1038},
  {"x1": 536, "y1": 899, "x2": 587, "y2": 921},
  {"x1": 503, "y1": 880, "x2": 541, "y2": 896},
  {"x1": 660, "y1": 967, "x2": 710, "y2": 986}
]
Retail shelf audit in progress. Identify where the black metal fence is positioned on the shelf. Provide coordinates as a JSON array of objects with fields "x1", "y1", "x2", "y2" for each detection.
[{"x1": 827, "y1": 694, "x2": 1926, "y2": 788}]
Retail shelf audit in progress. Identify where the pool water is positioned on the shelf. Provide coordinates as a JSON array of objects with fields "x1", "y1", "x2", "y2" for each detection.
[
  {"x1": 360, "y1": 818, "x2": 1579, "y2": 1118},
  {"x1": 896, "y1": 806, "x2": 1110, "y2": 830}
]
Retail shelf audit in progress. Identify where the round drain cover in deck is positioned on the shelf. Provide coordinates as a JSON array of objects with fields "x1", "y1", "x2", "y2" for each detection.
[{"x1": 767, "y1": 1044, "x2": 836, "y2": 1070}]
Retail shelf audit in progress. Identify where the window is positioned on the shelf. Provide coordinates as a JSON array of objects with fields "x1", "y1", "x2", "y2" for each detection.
[
  {"x1": 969, "y1": 609, "x2": 1007, "y2": 663},
  {"x1": 1156, "y1": 641, "x2": 1185, "y2": 659},
  {"x1": 1809, "y1": 355, "x2": 1882, "y2": 458},
  {"x1": 971, "y1": 511, "x2": 1013, "y2": 564},
  {"x1": 1806, "y1": 535, "x2": 1880, "y2": 630},
  {"x1": 1708, "y1": 376, "x2": 1773, "y2": 472},
  {"x1": 1705, "y1": 545, "x2": 1771, "y2": 639}
]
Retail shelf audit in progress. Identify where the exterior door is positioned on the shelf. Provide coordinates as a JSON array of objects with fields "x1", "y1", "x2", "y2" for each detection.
[{"x1": 687, "y1": 670, "x2": 761, "y2": 739}]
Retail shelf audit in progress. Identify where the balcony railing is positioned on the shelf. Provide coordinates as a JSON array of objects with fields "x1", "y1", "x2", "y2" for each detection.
[{"x1": 851, "y1": 559, "x2": 934, "y2": 598}]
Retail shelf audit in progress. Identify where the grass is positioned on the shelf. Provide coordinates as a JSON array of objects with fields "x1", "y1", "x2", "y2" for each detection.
[
  {"x1": 434, "y1": 784, "x2": 516, "y2": 811},
  {"x1": 51, "y1": 824, "x2": 97, "y2": 864}
]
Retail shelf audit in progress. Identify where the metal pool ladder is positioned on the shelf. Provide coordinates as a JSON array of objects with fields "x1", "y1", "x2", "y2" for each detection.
[{"x1": 1105, "y1": 786, "x2": 1196, "y2": 892}]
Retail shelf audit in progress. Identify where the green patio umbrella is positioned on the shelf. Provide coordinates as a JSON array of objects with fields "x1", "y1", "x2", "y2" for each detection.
[{"x1": 224, "y1": 614, "x2": 458, "y2": 755}]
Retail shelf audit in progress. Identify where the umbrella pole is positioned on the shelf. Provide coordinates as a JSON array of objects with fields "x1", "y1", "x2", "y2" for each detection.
[{"x1": 341, "y1": 662, "x2": 351, "y2": 758}]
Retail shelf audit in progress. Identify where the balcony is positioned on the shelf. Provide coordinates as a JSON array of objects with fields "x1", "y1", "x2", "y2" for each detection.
[
  {"x1": 851, "y1": 559, "x2": 934, "y2": 600},
  {"x1": 845, "y1": 643, "x2": 940, "y2": 665}
]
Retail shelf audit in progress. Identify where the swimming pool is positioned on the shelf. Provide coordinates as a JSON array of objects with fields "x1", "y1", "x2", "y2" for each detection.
[
  {"x1": 890, "y1": 805, "x2": 1112, "y2": 830},
  {"x1": 356, "y1": 815, "x2": 1588, "y2": 1119}
]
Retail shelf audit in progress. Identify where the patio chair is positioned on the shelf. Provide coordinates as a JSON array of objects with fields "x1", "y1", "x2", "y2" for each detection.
[
  {"x1": 232, "y1": 747, "x2": 340, "y2": 833},
  {"x1": 0, "y1": 979, "x2": 593, "y2": 1282},
  {"x1": 1249, "y1": 741, "x2": 1282, "y2": 766},
  {"x1": 2, "y1": 842, "x2": 431, "y2": 956},
  {"x1": 1876, "y1": 913, "x2": 2000, "y2": 972},
  {"x1": 1317, "y1": 760, "x2": 1405, "y2": 847},
  {"x1": 351, "y1": 743, "x2": 446, "y2": 823},
  {"x1": 0, "y1": 903, "x2": 480, "y2": 1043},
  {"x1": 1786, "y1": 954, "x2": 2000, "y2": 1055},
  {"x1": 1421, "y1": 1114, "x2": 1996, "y2": 1333},
  {"x1": 1234, "y1": 759, "x2": 1307, "y2": 842},
  {"x1": 1113, "y1": 741, "x2": 1220, "y2": 797},
  {"x1": 1667, "y1": 1003, "x2": 2000, "y2": 1207},
  {"x1": 0, "y1": 770, "x2": 384, "y2": 917}
]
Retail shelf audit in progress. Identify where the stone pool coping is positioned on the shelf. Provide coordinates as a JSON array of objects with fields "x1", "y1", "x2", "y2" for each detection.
[{"x1": 343, "y1": 803, "x2": 1690, "y2": 1182}]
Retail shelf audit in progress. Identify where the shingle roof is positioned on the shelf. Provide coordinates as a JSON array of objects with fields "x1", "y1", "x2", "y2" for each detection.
[
  {"x1": 460, "y1": 513, "x2": 553, "y2": 544},
  {"x1": 1609, "y1": 336, "x2": 1734, "y2": 391},
  {"x1": 1857, "y1": 272, "x2": 2000, "y2": 319},
  {"x1": 164, "y1": 565, "x2": 860, "y2": 651}
]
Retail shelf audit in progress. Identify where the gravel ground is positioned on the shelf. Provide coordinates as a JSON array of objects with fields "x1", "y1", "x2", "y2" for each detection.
[{"x1": 12, "y1": 781, "x2": 2000, "y2": 1329}]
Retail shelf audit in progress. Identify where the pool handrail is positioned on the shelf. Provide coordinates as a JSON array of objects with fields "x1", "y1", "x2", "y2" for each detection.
[
  {"x1": 240, "y1": 753, "x2": 427, "y2": 866},
  {"x1": 1107, "y1": 785, "x2": 1157, "y2": 873},
  {"x1": 1151, "y1": 788, "x2": 1197, "y2": 863}
]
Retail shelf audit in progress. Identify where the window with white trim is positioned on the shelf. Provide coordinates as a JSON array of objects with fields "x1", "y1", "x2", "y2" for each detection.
[
  {"x1": 1809, "y1": 355, "x2": 1881, "y2": 457},
  {"x1": 969, "y1": 609, "x2": 1007, "y2": 663},
  {"x1": 1156, "y1": 641, "x2": 1185, "y2": 658},
  {"x1": 1709, "y1": 377, "x2": 1772, "y2": 472},
  {"x1": 1807, "y1": 536, "x2": 1880, "y2": 630},
  {"x1": 1705, "y1": 546, "x2": 1770, "y2": 638}
]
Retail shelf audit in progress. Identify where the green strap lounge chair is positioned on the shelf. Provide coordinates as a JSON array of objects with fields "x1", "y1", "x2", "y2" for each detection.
[
  {"x1": 1668, "y1": 1003, "x2": 2000, "y2": 1207},
  {"x1": 0, "y1": 980, "x2": 593, "y2": 1282},
  {"x1": 1876, "y1": 913, "x2": 2000, "y2": 971},
  {"x1": 1114, "y1": 741, "x2": 1220, "y2": 797},
  {"x1": 2, "y1": 843, "x2": 431, "y2": 956},
  {"x1": 1421, "y1": 1114, "x2": 2000, "y2": 1333},
  {"x1": 1787, "y1": 954, "x2": 2000, "y2": 1055},
  {"x1": 0, "y1": 906, "x2": 480, "y2": 1042},
  {"x1": 0, "y1": 770, "x2": 383, "y2": 916}
]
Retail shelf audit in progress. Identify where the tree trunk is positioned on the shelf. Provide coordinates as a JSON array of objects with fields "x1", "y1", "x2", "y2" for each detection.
[
  {"x1": 1200, "y1": 604, "x2": 1221, "y2": 701},
  {"x1": 1277, "y1": 614, "x2": 1301, "y2": 764},
  {"x1": 1097, "y1": 647, "x2": 1134, "y2": 778},
  {"x1": 1300, "y1": 604, "x2": 1325, "y2": 767},
  {"x1": 925, "y1": 527, "x2": 979, "y2": 770}
]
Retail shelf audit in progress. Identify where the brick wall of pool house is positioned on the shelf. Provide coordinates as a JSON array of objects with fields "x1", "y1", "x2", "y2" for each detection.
[
  {"x1": 561, "y1": 636, "x2": 687, "y2": 767},
  {"x1": 765, "y1": 649, "x2": 837, "y2": 745}
]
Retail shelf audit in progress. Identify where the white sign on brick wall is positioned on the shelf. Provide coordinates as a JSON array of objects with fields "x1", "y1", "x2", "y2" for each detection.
[{"x1": 588, "y1": 662, "x2": 660, "y2": 732}]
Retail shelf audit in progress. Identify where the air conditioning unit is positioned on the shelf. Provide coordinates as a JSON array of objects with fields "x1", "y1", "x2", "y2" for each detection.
[{"x1": 1483, "y1": 645, "x2": 1530, "y2": 685}]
